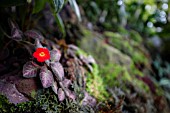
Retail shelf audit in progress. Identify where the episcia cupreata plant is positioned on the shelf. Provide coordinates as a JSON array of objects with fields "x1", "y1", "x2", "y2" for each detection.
[
  {"x1": 22, "y1": 38, "x2": 76, "y2": 101},
  {"x1": 8, "y1": 19, "x2": 76, "y2": 101}
]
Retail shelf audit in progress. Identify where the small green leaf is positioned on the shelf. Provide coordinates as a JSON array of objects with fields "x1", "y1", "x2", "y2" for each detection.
[
  {"x1": 53, "y1": 0, "x2": 64, "y2": 13},
  {"x1": 68, "y1": 0, "x2": 81, "y2": 22}
]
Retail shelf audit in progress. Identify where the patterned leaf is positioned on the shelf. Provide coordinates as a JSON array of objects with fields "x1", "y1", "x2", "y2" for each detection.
[
  {"x1": 51, "y1": 62, "x2": 64, "y2": 81},
  {"x1": 9, "y1": 19, "x2": 23, "y2": 41},
  {"x1": 58, "y1": 88, "x2": 65, "y2": 101},
  {"x1": 23, "y1": 61, "x2": 38, "y2": 78},
  {"x1": 35, "y1": 39, "x2": 43, "y2": 48},
  {"x1": 11, "y1": 28, "x2": 23, "y2": 41},
  {"x1": 53, "y1": 0, "x2": 64, "y2": 13},
  {"x1": 24, "y1": 30, "x2": 44, "y2": 41},
  {"x1": 62, "y1": 79, "x2": 71, "y2": 88},
  {"x1": 39, "y1": 66, "x2": 53, "y2": 88},
  {"x1": 50, "y1": 49, "x2": 61, "y2": 62},
  {"x1": 52, "y1": 81, "x2": 58, "y2": 94},
  {"x1": 65, "y1": 89, "x2": 76, "y2": 100}
]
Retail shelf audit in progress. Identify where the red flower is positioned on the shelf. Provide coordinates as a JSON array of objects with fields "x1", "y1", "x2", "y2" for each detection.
[{"x1": 33, "y1": 48, "x2": 50, "y2": 62}]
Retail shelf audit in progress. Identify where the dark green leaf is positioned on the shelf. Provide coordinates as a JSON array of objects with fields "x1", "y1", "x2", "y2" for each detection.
[
  {"x1": 54, "y1": 13, "x2": 66, "y2": 38},
  {"x1": 33, "y1": 0, "x2": 47, "y2": 14}
]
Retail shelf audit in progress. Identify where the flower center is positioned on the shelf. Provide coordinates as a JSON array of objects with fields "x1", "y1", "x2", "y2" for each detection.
[{"x1": 39, "y1": 52, "x2": 45, "y2": 57}]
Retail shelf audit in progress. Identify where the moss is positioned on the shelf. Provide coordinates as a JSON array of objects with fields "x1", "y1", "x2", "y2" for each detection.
[
  {"x1": 103, "y1": 31, "x2": 149, "y2": 65},
  {"x1": 76, "y1": 48, "x2": 88, "y2": 57},
  {"x1": 129, "y1": 30, "x2": 142, "y2": 43},
  {"x1": 0, "y1": 94, "x2": 35, "y2": 113},
  {"x1": 86, "y1": 63, "x2": 109, "y2": 101},
  {"x1": 100, "y1": 63, "x2": 150, "y2": 93},
  {"x1": 0, "y1": 94, "x2": 13, "y2": 113}
]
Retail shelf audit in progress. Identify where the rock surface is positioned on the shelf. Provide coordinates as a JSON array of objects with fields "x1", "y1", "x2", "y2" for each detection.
[
  {"x1": 0, "y1": 75, "x2": 39, "y2": 104},
  {"x1": 79, "y1": 29, "x2": 132, "y2": 68}
]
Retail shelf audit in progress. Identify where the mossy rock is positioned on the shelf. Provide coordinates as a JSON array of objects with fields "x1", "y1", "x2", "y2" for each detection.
[
  {"x1": 103, "y1": 31, "x2": 150, "y2": 65},
  {"x1": 80, "y1": 28, "x2": 133, "y2": 68}
]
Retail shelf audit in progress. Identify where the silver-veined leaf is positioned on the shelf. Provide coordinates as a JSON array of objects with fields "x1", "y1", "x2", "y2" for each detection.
[
  {"x1": 50, "y1": 49, "x2": 61, "y2": 62},
  {"x1": 9, "y1": 19, "x2": 23, "y2": 41},
  {"x1": 39, "y1": 66, "x2": 53, "y2": 88},
  {"x1": 24, "y1": 30, "x2": 44, "y2": 41},
  {"x1": 65, "y1": 89, "x2": 76, "y2": 100},
  {"x1": 52, "y1": 81, "x2": 58, "y2": 94},
  {"x1": 62, "y1": 79, "x2": 71, "y2": 88},
  {"x1": 58, "y1": 88, "x2": 65, "y2": 101},
  {"x1": 51, "y1": 62, "x2": 64, "y2": 81},
  {"x1": 23, "y1": 61, "x2": 38, "y2": 78}
]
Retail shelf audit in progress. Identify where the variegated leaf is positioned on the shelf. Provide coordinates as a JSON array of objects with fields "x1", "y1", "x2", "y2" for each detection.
[
  {"x1": 52, "y1": 81, "x2": 58, "y2": 94},
  {"x1": 39, "y1": 66, "x2": 53, "y2": 88},
  {"x1": 51, "y1": 62, "x2": 64, "y2": 81},
  {"x1": 23, "y1": 61, "x2": 38, "y2": 78},
  {"x1": 65, "y1": 89, "x2": 76, "y2": 100},
  {"x1": 62, "y1": 79, "x2": 71, "y2": 88},
  {"x1": 24, "y1": 30, "x2": 44, "y2": 41},
  {"x1": 50, "y1": 49, "x2": 61, "y2": 62},
  {"x1": 53, "y1": 0, "x2": 64, "y2": 13},
  {"x1": 9, "y1": 19, "x2": 23, "y2": 41},
  {"x1": 68, "y1": 0, "x2": 81, "y2": 22},
  {"x1": 35, "y1": 39, "x2": 43, "y2": 48},
  {"x1": 11, "y1": 28, "x2": 23, "y2": 41},
  {"x1": 58, "y1": 88, "x2": 65, "y2": 101}
]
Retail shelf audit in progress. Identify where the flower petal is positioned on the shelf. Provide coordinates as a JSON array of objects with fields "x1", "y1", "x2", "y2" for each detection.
[{"x1": 33, "y1": 48, "x2": 50, "y2": 62}]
